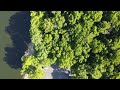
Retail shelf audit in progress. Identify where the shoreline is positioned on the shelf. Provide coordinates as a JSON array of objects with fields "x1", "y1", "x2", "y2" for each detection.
[{"x1": 23, "y1": 74, "x2": 29, "y2": 79}]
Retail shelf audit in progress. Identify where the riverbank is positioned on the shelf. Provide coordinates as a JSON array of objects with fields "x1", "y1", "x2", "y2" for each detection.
[
  {"x1": 23, "y1": 63, "x2": 71, "y2": 79},
  {"x1": 23, "y1": 74, "x2": 29, "y2": 79}
]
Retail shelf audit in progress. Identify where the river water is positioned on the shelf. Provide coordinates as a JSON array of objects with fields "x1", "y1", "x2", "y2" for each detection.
[{"x1": 0, "y1": 11, "x2": 30, "y2": 79}]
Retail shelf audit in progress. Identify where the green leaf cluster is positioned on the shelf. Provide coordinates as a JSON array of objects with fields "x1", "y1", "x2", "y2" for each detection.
[{"x1": 21, "y1": 11, "x2": 120, "y2": 79}]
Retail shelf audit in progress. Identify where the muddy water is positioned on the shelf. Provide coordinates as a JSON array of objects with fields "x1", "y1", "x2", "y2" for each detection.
[{"x1": 0, "y1": 11, "x2": 30, "y2": 79}]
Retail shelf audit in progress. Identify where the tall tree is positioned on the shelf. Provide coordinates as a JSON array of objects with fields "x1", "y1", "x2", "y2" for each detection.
[{"x1": 21, "y1": 11, "x2": 120, "y2": 79}]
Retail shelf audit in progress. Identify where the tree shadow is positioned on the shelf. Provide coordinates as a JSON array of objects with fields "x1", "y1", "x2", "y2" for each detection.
[
  {"x1": 51, "y1": 63, "x2": 70, "y2": 79},
  {"x1": 4, "y1": 11, "x2": 31, "y2": 69}
]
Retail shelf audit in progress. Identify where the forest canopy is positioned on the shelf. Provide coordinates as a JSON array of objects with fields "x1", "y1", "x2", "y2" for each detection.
[{"x1": 21, "y1": 11, "x2": 120, "y2": 79}]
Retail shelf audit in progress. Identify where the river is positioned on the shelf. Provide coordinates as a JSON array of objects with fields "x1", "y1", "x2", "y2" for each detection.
[{"x1": 0, "y1": 11, "x2": 30, "y2": 79}]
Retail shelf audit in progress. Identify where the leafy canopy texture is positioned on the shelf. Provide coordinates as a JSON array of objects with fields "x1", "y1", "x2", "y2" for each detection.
[{"x1": 21, "y1": 11, "x2": 120, "y2": 79}]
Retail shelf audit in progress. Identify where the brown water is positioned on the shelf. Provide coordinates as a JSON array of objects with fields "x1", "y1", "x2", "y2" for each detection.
[{"x1": 0, "y1": 11, "x2": 30, "y2": 79}]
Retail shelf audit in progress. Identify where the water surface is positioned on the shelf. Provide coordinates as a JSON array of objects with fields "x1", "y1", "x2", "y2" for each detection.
[{"x1": 0, "y1": 11, "x2": 30, "y2": 79}]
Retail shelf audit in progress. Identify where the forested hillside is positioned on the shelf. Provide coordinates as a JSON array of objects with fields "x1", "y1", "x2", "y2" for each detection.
[{"x1": 21, "y1": 11, "x2": 120, "y2": 79}]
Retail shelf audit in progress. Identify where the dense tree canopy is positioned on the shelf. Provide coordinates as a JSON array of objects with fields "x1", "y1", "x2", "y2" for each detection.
[{"x1": 21, "y1": 11, "x2": 120, "y2": 79}]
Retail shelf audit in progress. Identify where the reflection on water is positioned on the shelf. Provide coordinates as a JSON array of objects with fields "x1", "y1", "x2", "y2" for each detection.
[{"x1": 0, "y1": 11, "x2": 30, "y2": 79}]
